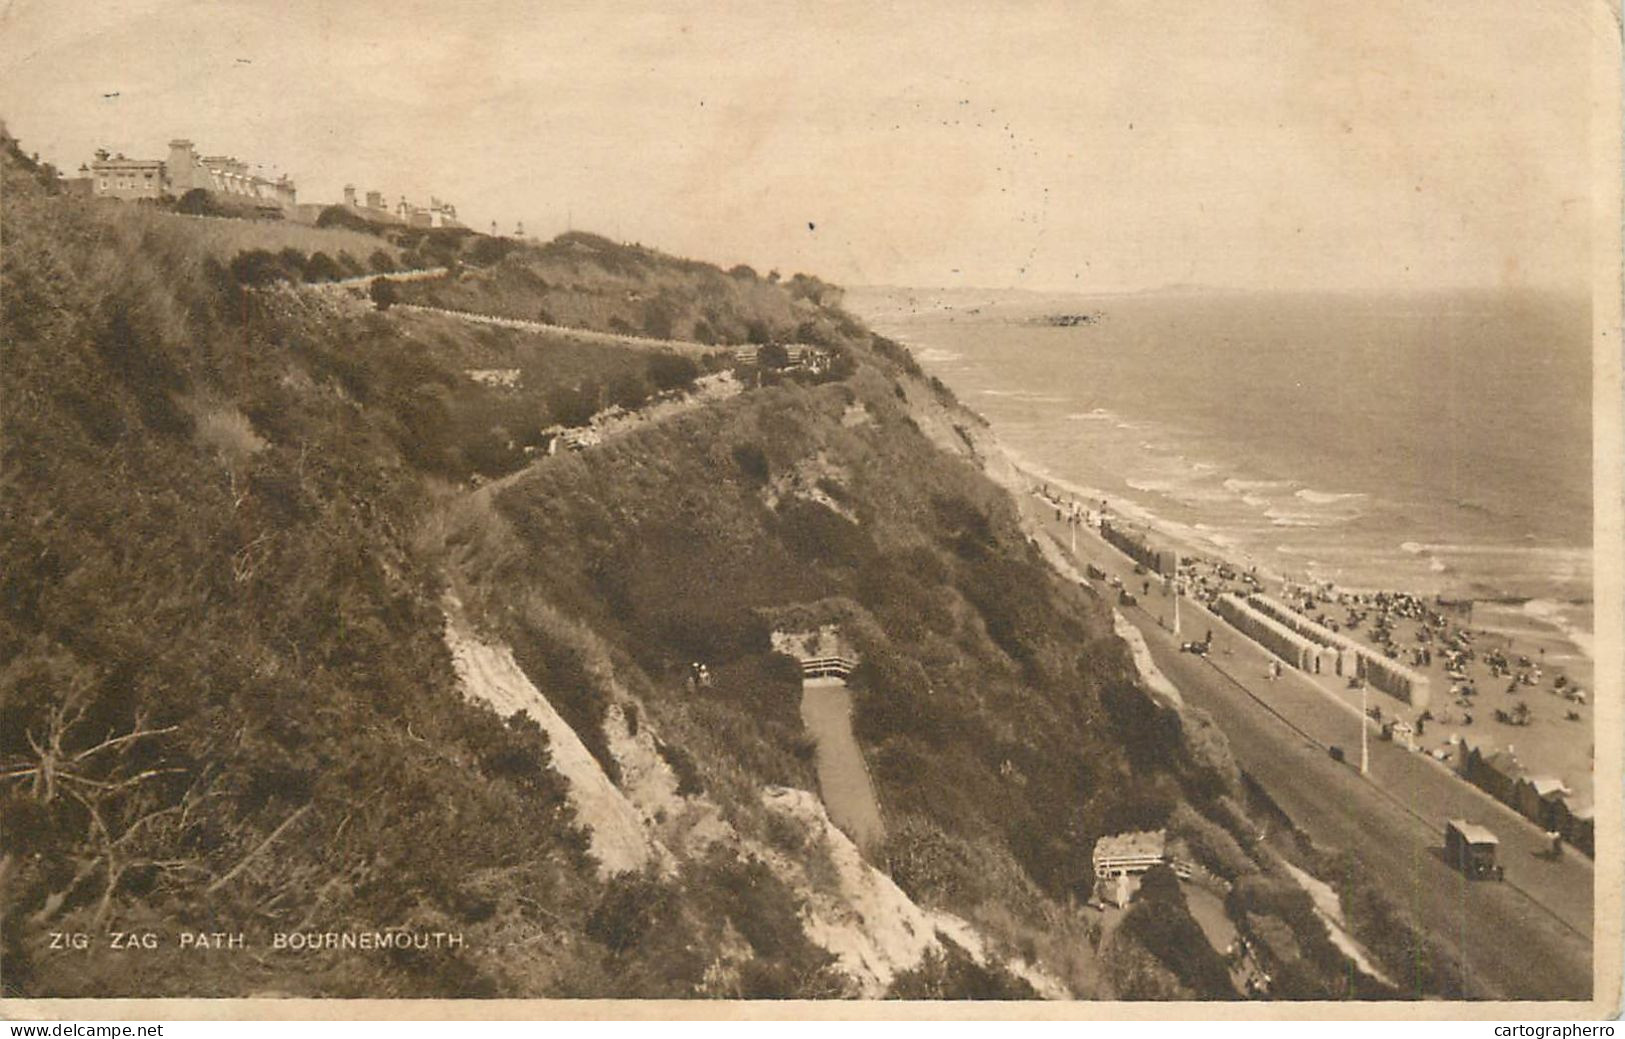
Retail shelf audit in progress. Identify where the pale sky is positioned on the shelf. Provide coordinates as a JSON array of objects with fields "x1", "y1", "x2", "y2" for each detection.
[{"x1": 0, "y1": 0, "x2": 1604, "y2": 293}]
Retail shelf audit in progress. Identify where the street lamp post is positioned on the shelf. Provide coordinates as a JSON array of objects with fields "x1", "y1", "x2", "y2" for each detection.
[
  {"x1": 1360, "y1": 683, "x2": 1370, "y2": 776},
  {"x1": 1172, "y1": 550, "x2": 1181, "y2": 637}
]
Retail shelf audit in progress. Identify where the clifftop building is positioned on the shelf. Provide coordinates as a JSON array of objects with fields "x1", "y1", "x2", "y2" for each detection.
[
  {"x1": 167, "y1": 139, "x2": 296, "y2": 210},
  {"x1": 341, "y1": 184, "x2": 464, "y2": 229},
  {"x1": 85, "y1": 139, "x2": 296, "y2": 212},
  {"x1": 84, "y1": 151, "x2": 165, "y2": 200}
]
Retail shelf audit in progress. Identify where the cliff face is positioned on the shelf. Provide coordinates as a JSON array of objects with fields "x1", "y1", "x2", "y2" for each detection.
[{"x1": 0, "y1": 138, "x2": 1261, "y2": 1000}]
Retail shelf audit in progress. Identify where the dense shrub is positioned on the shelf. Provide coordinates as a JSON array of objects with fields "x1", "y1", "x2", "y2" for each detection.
[
  {"x1": 369, "y1": 278, "x2": 398, "y2": 311},
  {"x1": 647, "y1": 353, "x2": 699, "y2": 393},
  {"x1": 546, "y1": 381, "x2": 600, "y2": 428},
  {"x1": 301, "y1": 251, "x2": 344, "y2": 283},
  {"x1": 174, "y1": 188, "x2": 218, "y2": 216},
  {"x1": 586, "y1": 874, "x2": 676, "y2": 955},
  {"x1": 467, "y1": 235, "x2": 517, "y2": 267},
  {"x1": 607, "y1": 370, "x2": 653, "y2": 410},
  {"x1": 757, "y1": 342, "x2": 790, "y2": 369},
  {"x1": 731, "y1": 442, "x2": 770, "y2": 484},
  {"x1": 886, "y1": 937, "x2": 1039, "y2": 999},
  {"x1": 315, "y1": 204, "x2": 380, "y2": 233},
  {"x1": 227, "y1": 248, "x2": 296, "y2": 286},
  {"x1": 1118, "y1": 865, "x2": 1236, "y2": 999}
]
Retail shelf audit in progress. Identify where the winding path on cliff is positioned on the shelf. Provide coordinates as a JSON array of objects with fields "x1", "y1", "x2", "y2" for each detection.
[{"x1": 799, "y1": 676, "x2": 886, "y2": 858}]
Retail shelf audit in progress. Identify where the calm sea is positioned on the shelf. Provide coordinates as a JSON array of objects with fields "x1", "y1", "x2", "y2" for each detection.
[{"x1": 850, "y1": 287, "x2": 1593, "y2": 649}]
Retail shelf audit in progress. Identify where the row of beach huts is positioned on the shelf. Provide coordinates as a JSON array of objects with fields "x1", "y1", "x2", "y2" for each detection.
[
  {"x1": 1457, "y1": 743, "x2": 1593, "y2": 856},
  {"x1": 1214, "y1": 592, "x2": 1431, "y2": 708},
  {"x1": 1099, "y1": 519, "x2": 1429, "y2": 707}
]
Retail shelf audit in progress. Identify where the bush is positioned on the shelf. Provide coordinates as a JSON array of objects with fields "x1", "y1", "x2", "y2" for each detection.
[
  {"x1": 757, "y1": 343, "x2": 790, "y2": 370},
  {"x1": 174, "y1": 188, "x2": 218, "y2": 216},
  {"x1": 546, "y1": 382, "x2": 600, "y2": 428},
  {"x1": 467, "y1": 235, "x2": 516, "y2": 267},
  {"x1": 887, "y1": 936, "x2": 1039, "y2": 999},
  {"x1": 647, "y1": 353, "x2": 699, "y2": 393},
  {"x1": 731, "y1": 442, "x2": 770, "y2": 485},
  {"x1": 369, "y1": 249, "x2": 397, "y2": 274},
  {"x1": 1118, "y1": 865, "x2": 1236, "y2": 999},
  {"x1": 642, "y1": 299, "x2": 677, "y2": 339},
  {"x1": 316, "y1": 204, "x2": 378, "y2": 233},
  {"x1": 369, "y1": 278, "x2": 398, "y2": 311},
  {"x1": 302, "y1": 251, "x2": 344, "y2": 283},
  {"x1": 586, "y1": 874, "x2": 675, "y2": 955},
  {"x1": 228, "y1": 249, "x2": 296, "y2": 286},
  {"x1": 607, "y1": 370, "x2": 653, "y2": 411},
  {"x1": 653, "y1": 739, "x2": 704, "y2": 796}
]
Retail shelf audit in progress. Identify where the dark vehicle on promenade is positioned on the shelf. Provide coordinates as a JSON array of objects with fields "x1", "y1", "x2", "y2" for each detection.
[{"x1": 1445, "y1": 819, "x2": 1505, "y2": 880}]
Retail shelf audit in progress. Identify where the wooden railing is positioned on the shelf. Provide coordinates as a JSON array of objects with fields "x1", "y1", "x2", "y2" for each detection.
[{"x1": 800, "y1": 656, "x2": 857, "y2": 680}]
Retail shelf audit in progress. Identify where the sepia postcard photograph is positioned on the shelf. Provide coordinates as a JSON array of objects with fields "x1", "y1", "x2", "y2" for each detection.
[{"x1": 0, "y1": 0, "x2": 1619, "y2": 1021}]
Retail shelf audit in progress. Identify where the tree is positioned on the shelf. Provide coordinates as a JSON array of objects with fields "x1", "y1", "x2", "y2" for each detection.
[
  {"x1": 757, "y1": 342, "x2": 791, "y2": 370},
  {"x1": 369, "y1": 278, "x2": 398, "y2": 311},
  {"x1": 641, "y1": 299, "x2": 677, "y2": 340},
  {"x1": 467, "y1": 235, "x2": 515, "y2": 267},
  {"x1": 315, "y1": 205, "x2": 374, "y2": 233},
  {"x1": 277, "y1": 247, "x2": 308, "y2": 274},
  {"x1": 646, "y1": 353, "x2": 699, "y2": 393},
  {"x1": 174, "y1": 188, "x2": 217, "y2": 216},
  {"x1": 607, "y1": 370, "x2": 652, "y2": 410},
  {"x1": 229, "y1": 249, "x2": 294, "y2": 286},
  {"x1": 547, "y1": 382, "x2": 599, "y2": 428},
  {"x1": 368, "y1": 250, "x2": 397, "y2": 274}
]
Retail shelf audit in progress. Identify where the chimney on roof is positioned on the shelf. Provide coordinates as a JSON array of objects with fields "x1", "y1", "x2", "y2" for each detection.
[{"x1": 343, "y1": 184, "x2": 357, "y2": 206}]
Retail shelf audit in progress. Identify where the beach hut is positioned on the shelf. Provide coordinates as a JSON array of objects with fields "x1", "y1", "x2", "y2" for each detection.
[
  {"x1": 1564, "y1": 805, "x2": 1594, "y2": 857},
  {"x1": 1465, "y1": 748, "x2": 1525, "y2": 807},
  {"x1": 1514, "y1": 775, "x2": 1572, "y2": 831},
  {"x1": 1215, "y1": 595, "x2": 1318, "y2": 671}
]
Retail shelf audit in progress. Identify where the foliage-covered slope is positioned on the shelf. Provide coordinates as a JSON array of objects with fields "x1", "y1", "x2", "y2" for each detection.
[{"x1": 2, "y1": 129, "x2": 1413, "y2": 1000}]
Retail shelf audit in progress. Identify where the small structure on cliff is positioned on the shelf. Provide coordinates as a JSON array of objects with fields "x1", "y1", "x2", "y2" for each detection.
[{"x1": 1092, "y1": 829, "x2": 1169, "y2": 907}]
